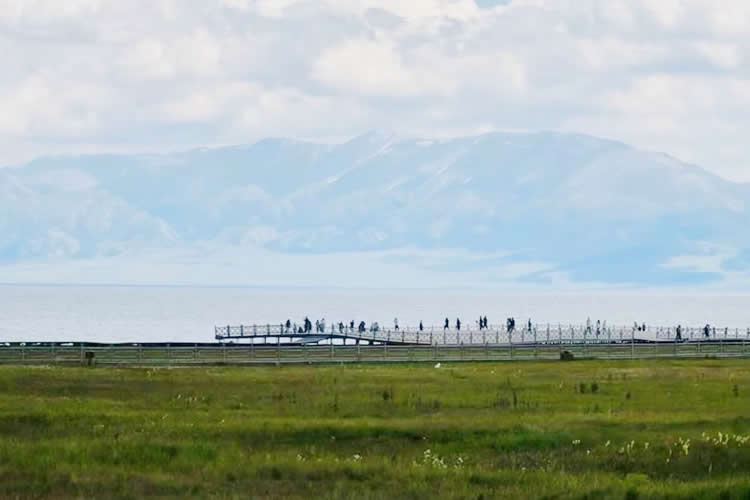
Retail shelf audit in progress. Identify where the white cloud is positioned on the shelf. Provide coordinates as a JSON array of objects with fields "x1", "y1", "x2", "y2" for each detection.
[{"x1": 1, "y1": 0, "x2": 750, "y2": 181}]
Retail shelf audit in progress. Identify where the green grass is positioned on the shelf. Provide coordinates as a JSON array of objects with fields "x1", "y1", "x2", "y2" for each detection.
[{"x1": 2, "y1": 360, "x2": 750, "y2": 499}]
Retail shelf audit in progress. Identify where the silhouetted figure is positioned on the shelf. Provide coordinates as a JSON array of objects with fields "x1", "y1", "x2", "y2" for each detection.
[
  {"x1": 358, "y1": 321, "x2": 366, "y2": 334},
  {"x1": 394, "y1": 318, "x2": 399, "y2": 331},
  {"x1": 596, "y1": 320, "x2": 601, "y2": 337},
  {"x1": 484, "y1": 316, "x2": 488, "y2": 329},
  {"x1": 285, "y1": 319, "x2": 291, "y2": 332},
  {"x1": 642, "y1": 323, "x2": 646, "y2": 333},
  {"x1": 350, "y1": 320, "x2": 355, "y2": 331},
  {"x1": 339, "y1": 322, "x2": 344, "y2": 333},
  {"x1": 444, "y1": 318, "x2": 450, "y2": 330},
  {"x1": 456, "y1": 318, "x2": 461, "y2": 331},
  {"x1": 704, "y1": 324, "x2": 710, "y2": 338},
  {"x1": 528, "y1": 319, "x2": 532, "y2": 332},
  {"x1": 676, "y1": 325, "x2": 682, "y2": 341},
  {"x1": 506, "y1": 318, "x2": 511, "y2": 333},
  {"x1": 419, "y1": 321, "x2": 424, "y2": 332},
  {"x1": 304, "y1": 317, "x2": 311, "y2": 333}
]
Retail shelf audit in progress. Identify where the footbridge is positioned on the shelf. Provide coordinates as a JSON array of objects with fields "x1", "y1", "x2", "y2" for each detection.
[{"x1": 215, "y1": 323, "x2": 750, "y2": 346}]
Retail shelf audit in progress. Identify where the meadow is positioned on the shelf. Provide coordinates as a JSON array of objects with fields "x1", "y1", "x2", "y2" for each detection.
[{"x1": 1, "y1": 359, "x2": 750, "y2": 499}]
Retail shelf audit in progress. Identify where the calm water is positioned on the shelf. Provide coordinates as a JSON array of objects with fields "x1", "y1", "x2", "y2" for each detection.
[{"x1": 1, "y1": 285, "x2": 749, "y2": 343}]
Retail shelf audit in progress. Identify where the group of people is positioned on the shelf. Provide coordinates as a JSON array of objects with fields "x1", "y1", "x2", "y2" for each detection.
[
  {"x1": 278, "y1": 317, "x2": 733, "y2": 342},
  {"x1": 280, "y1": 316, "x2": 542, "y2": 334}
]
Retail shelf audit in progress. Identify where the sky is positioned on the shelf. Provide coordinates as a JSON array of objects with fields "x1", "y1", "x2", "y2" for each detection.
[{"x1": 1, "y1": 0, "x2": 749, "y2": 182}]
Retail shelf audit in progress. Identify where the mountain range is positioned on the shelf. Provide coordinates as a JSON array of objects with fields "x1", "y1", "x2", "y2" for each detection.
[{"x1": 2, "y1": 131, "x2": 749, "y2": 287}]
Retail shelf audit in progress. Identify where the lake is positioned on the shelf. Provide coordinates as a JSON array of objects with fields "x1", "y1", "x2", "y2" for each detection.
[{"x1": 1, "y1": 285, "x2": 749, "y2": 343}]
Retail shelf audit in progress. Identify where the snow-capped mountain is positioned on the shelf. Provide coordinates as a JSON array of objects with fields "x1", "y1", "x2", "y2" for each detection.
[{"x1": 2, "y1": 131, "x2": 749, "y2": 286}]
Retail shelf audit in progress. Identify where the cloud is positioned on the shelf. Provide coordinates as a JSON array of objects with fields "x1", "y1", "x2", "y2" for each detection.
[{"x1": 1, "y1": 0, "x2": 749, "y2": 182}]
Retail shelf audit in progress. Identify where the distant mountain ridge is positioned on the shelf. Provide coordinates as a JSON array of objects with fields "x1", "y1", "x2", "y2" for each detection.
[{"x1": 2, "y1": 131, "x2": 749, "y2": 287}]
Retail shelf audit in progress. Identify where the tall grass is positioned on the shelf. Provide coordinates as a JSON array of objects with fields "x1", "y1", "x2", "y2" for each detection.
[{"x1": 1, "y1": 360, "x2": 750, "y2": 498}]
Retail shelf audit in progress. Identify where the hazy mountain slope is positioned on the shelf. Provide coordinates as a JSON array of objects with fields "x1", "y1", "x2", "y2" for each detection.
[{"x1": 2, "y1": 131, "x2": 748, "y2": 286}]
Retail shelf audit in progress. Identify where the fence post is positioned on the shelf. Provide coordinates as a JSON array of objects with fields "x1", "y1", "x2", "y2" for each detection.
[
  {"x1": 80, "y1": 343, "x2": 84, "y2": 365},
  {"x1": 139, "y1": 344, "x2": 143, "y2": 364},
  {"x1": 631, "y1": 329, "x2": 635, "y2": 359},
  {"x1": 509, "y1": 333, "x2": 513, "y2": 360},
  {"x1": 583, "y1": 327, "x2": 587, "y2": 357},
  {"x1": 534, "y1": 328, "x2": 538, "y2": 358}
]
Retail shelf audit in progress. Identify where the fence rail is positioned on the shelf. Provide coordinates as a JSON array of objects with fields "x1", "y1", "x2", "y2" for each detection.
[{"x1": 1, "y1": 338, "x2": 750, "y2": 366}]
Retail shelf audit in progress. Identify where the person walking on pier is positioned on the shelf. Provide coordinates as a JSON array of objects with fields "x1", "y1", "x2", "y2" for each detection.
[
  {"x1": 456, "y1": 318, "x2": 461, "y2": 331},
  {"x1": 394, "y1": 318, "x2": 399, "y2": 331},
  {"x1": 676, "y1": 324, "x2": 682, "y2": 341},
  {"x1": 350, "y1": 320, "x2": 355, "y2": 332},
  {"x1": 285, "y1": 319, "x2": 291, "y2": 332},
  {"x1": 527, "y1": 319, "x2": 532, "y2": 333},
  {"x1": 484, "y1": 316, "x2": 488, "y2": 330},
  {"x1": 444, "y1": 317, "x2": 450, "y2": 330},
  {"x1": 704, "y1": 324, "x2": 710, "y2": 339},
  {"x1": 304, "y1": 317, "x2": 311, "y2": 333},
  {"x1": 419, "y1": 321, "x2": 424, "y2": 332}
]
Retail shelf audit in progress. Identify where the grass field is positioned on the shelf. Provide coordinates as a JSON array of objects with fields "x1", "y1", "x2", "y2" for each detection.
[{"x1": 1, "y1": 360, "x2": 750, "y2": 499}]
